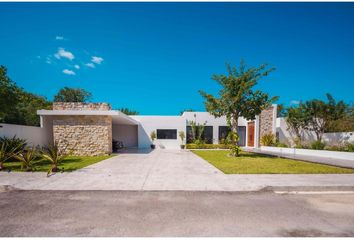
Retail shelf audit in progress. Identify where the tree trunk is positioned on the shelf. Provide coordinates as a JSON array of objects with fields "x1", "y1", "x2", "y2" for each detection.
[{"x1": 230, "y1": 114, "x2": 239, "y2": 145}]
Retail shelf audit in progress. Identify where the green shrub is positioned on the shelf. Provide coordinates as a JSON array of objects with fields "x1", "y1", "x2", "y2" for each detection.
[
  {"x1": 311, "y1": 140, "x2": 326, "y2": 150},
  {"x1": 260, "y1": 133, "x2": 275, "y2": 146},
  {"x1": 274, "y1": 142, "x2": 288, "y2": 148},
  {"x1": 344, "y1": 143, "x2": 354, "y2": 152},
  {"x1": 186, "y1": 144, "x2": 232, "y2": 149},
  {"x1": 324, "y1": 145, "x2": 342, "y2": 151}
]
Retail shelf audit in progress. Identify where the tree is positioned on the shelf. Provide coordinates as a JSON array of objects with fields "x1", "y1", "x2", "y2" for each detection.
[
  {"x1": 286, "y1": 105, "x2": 308, "y2": 144},
  {"x1": 0, "y1": 66, "x2": 20, "y2": 122},
  {"x1": 199, "y1": 61, "x2": 278, "y2": 156},
  {"x1": 119, "y1": 108, "x2": 139, "y2": 115},
  {"x1": 277, "y1": 104, "x2": 287, "y2": 117},
  {"x1": 54, "y1": 87, "x2": 92, "y2": 102},
  {"x1": 0, "y1": 66, "x2": 51, "y2": 126},
  {"x1": 326, "y1": 103, "x2": 354, "y2": 132},
  {"x1": 303, "y1": 93, "x2": 347, "y2": 141}
]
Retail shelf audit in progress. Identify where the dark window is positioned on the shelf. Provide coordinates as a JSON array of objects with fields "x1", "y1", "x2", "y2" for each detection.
[
  {"x1": 157, "y1": 129, "x2": 177, "y2": 139},
  {"x1": 186, "y1": 126, "x2": 213, "y2": 144},
  {"x1": 218, "y1": 126, "x2": 246, "y2": 146}
]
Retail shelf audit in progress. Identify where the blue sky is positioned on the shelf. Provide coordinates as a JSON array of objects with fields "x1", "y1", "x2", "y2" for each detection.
[{"x1": 0, "y1": 2, "x2": 353, "y2": 115}]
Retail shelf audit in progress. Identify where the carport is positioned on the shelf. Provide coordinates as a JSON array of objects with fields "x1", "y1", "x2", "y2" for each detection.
[{"x1": 112, "y1": 113, "x2": 139, "y2": 149}]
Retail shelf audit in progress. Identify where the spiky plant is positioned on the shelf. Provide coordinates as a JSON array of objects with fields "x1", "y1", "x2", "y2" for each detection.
[
  {"x1": 0, "y1": 142, "x2": 19, "y2": 170},
  {"x1": 14, "y1": 147, "x2": 39, "y2": 171},
  {"x1": 41, "y1": 143, "x2": 68, "y2": 176},
  {"x1": 0, "y1": 136, "x2": 27, "y2": 154}
]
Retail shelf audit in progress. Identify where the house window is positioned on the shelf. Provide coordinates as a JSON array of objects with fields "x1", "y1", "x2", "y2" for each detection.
[
  {"x1": 186, "y1": 126, "x2": 213, "y2": 144},
  {"x1": 218, "y1": 126, "x2": 246, "y2": 146},
  {"x1": 157, "y1": 129, "x2": 177, "y2": 139}
]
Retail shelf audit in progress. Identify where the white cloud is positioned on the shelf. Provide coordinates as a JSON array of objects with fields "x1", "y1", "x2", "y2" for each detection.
[
  {"x1": 74, "y1": 64, "x2": 80, "y2": 69},
  {"x1": 63, "y1": 69, "x2": 76, "y2": 75},
  {"x1": 91, "y1": 56, "x2": 104, "y2": 64},
  {"x1": 290, "y1": 100, "x2": 300, "y2": 105},
  {"x1": 85, "y1": 63, "x2": 95, "y2": 68},
  {"x1": 46, "y1": 56, "x2": 52, "y2": 64},
  {"x1": 54, "y1": 48, "x2": 74, "y2": 61},
  {"x1": 56, "y1": 36, "x2": 64, "y2": 40}
]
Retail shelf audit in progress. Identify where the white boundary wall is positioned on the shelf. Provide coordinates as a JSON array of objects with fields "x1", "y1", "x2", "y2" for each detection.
[
  {"x1": 0, "y1": 123, "x2": 51, "y2": 146},
  {"x1": 260, "y1": 146, "x2": 354, "y2": 161},
  {"x1": 276, "y1": 117, "x2": 354, "y2": 146}
]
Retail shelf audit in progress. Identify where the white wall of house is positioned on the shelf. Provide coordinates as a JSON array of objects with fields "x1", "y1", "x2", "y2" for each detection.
[
  {"x1": 181, "y1": 112, "x2": 249, "y2": 145},
  {"x1": 276, "y1": 117, "x2": 354, "y2": 146},
  {"x1": 130, "y1": 115, "x2": 186, "y2": 149},
  {"x1": 0, "y1": 122, "x2": 52, "y2": 146}
]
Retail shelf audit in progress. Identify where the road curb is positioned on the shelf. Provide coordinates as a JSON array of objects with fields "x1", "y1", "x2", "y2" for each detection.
[{"x1": 263, "y1": 185, "x2": 354, "y2": 192}]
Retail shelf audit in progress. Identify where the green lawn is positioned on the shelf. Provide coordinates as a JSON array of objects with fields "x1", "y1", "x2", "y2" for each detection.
[
  {"x1": 192, "y1": 150, "x2": 354, "y2": 174},
  {"x1": 4, "y1": 155, "x2": 114, "y2": 172}
]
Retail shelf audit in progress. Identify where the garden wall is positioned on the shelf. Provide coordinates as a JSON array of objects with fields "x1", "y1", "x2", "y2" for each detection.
[
  {"x1": 276, "y1": 117, "x2": 354, "y2": 145},
  {"x1": 260, "y1": 146, "x2": 354, "y2": 161},
  {"x1": 0, "y1": 123, "x2": 51, "y2": 146}
]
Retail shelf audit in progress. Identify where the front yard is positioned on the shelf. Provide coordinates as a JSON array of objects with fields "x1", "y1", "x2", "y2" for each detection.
[
  {"x1": 192, "y1": 150, "x2": 354, "y2": 174},
  {"x1": 5, "y1": 155, "x2": 113, "y2": 172}
]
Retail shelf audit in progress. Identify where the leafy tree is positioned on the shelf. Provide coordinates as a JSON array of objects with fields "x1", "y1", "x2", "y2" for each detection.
[
  {"x1": 303, "y1": 93, "x2": 347, "y2": 141},
  {"x1": 6, "y1": 91, "x2": 51, "y2": 126},
  {"x1": 286, "y1": 104, "x2": 308, "y2": 144},
  {"x1": 327, "y1": 103, "x2": 354, "y2": 132},
  {"x1": 54, "y1": 87, "x2": 92, "y2": 102},
  {"x1": 199, "y1": 61, "x2": 278, "y2": 156},
  {"x1": 0, "y1": 66, "x2": 51, "y2": 126},
  {"x1": 0, "y1": 66, "x2": 20, "y2": 122},
  {"x1": 277, "y1": 104, "x2": 287, "y2": 117},
  {"x1": 119, "y1": 108, "x2": 139, "y2": 115}
]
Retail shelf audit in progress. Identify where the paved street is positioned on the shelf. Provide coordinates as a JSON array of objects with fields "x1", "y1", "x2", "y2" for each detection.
[
  {"x1": 1, "y1": 149, "x2": 354, "y2": 191},
  {"x1": 0, "y1": 190, "x2": 354, "y2": 237}
]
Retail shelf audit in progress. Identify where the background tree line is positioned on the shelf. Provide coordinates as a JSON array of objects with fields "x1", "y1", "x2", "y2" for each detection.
[
  {"x1": 285, "y1": 93, "x2": 354, "y2": 145},
  {"x1": 0, "y1": 65, "x2": 139, "y2": 126}
]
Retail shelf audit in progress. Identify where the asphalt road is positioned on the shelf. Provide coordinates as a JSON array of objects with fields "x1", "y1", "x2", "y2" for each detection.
[{"x1": 0, "y1": 190, "x2": 354, "y2": 237}]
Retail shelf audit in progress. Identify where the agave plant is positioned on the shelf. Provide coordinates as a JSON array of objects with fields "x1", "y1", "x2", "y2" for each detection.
[
  {"x1": 14, "y1": 147, "x2": 39, "y2": 171},
  {"x1": 41, "y1": 143, "x2": 68, "y2": 176},
  {"x1": 0, "y1": 136, "x2": 27, "y2": 155},
  {"x1": 0, "y1": 142, "x2": 20, "y2": 171}
]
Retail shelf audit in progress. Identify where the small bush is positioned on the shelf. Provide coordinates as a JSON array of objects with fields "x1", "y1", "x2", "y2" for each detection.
[
  {"x1": 311, "y1": 140, "x2": 326, "y2": 150},
  {"x1": 186, "y1": 144, "x2": 232, "y2": 149},
  {"x1": 344, "y1": 143, "x2": 354, "y2": 152},
  {"x1": 274, "y1": 142, "x2": 288, "y2": 148},
  {"x1": 260, "y1": 133, "x2": 275, "y2": 146}
]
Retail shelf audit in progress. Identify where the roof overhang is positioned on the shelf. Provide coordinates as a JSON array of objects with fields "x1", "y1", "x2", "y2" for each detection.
[{"x1": 37, "y1": 110, "x2": 139, "y2": 125}]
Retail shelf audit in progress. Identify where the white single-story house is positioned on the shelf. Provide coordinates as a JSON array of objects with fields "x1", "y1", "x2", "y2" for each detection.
[{"x1": 32, "y1": 102, "x2": 277, "y2": 156}]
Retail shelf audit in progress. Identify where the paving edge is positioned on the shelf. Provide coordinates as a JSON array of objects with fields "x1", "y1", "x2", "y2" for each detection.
[
  {"x1": 262, "y1": 185, "x2": 354, "y2": 192},
  {"x1": 2, "y1": 184, "x2": 354, "y2": 193}
]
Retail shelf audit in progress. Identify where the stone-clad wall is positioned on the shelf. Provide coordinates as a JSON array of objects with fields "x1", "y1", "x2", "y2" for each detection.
[
  {"x1": 53, "y1": 115, "x2": 112, "y2": 156},
  {"x1": 53, "y1": 102, "x2": 111, "y2": 111},
  {"x1": 259, "y1": 106, "x2": 275, "y2": 139}
]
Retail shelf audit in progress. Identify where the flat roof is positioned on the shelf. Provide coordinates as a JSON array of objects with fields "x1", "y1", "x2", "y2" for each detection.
[{"x1": 37, "y1": 110, "x2": 139, "y2": 125}]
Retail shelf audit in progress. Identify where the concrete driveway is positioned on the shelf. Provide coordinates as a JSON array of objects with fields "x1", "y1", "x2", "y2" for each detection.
[
  {"x1": 1, "y1": 149, "x2": 354, "y2": 191},
  {"x1": 58, "y1": 149, "x2": 227, "y2": 191}
]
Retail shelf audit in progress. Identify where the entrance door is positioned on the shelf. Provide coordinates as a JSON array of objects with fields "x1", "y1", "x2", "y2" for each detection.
[{"x1": 247, "y1": 122, "x2": 255, "y2": 147}]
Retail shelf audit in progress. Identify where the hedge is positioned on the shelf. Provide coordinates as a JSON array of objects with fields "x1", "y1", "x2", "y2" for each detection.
[{"x1": 186, "y1": 144, "x2": 232, "y2": 149}]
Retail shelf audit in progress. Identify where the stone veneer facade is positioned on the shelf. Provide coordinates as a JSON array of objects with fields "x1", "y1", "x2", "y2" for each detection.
[
  {"x1": 53, "y1": 102, "x2": 111, "y2": 111},
  {"x1": 259, "y1": 105, "x2": 276, "y2": 139},
  {"x1": 52, "y1": 102, "x2": 112, "y2": 156}
]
